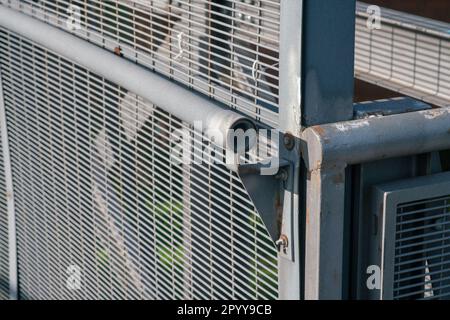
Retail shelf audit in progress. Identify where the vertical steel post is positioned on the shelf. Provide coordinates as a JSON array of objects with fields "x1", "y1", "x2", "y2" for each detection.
[
  {"x1": 301, "y1": 0, "x2": 356, "y2": 126},
  {"x1": 301, "y1": 0, "x2": 356, "y2": 299},
  {"x1": 278, "y1": 0, "x2": 303, "y2": 299},
  {"x1": 0, "y1": 69, "x2": 18, "y2": 300},
  {"x1": 304, "y1": 165, "x2": 347, "y2": 299}
]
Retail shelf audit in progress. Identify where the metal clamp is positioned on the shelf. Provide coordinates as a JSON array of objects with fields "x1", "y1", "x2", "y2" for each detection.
[{"x1": 236, "y1": 132, "x2": 298, "y2": 261}]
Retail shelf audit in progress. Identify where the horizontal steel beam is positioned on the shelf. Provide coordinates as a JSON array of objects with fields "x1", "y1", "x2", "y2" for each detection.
[
  {"x1": 302, "y1": 107, "x2": 450, "y2": 171},
  {"x1": 355, "y1": 2, "x2": 450, "y2": 107},
  {"x1": 0, "y1": 5, "x2": 256, "y2": 152}
]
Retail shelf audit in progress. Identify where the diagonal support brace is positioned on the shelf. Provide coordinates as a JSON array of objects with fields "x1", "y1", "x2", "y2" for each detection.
[{"x1": 236, "y1": 133, "x2": 299, "y2": 262}]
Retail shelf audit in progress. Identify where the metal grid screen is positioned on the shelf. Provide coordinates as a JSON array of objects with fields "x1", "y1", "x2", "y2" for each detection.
[
  {"x1": 0, "y1": 27, "x2": 278, "y2": 300},
  {"x1": 355, "y1": 2, "x2": 450, "y2": 107},
  {"x1": 394, "y1": 195, "x2": 450, "y2": 300},
  {"x1": 1, "y1": 0, "x2": 281, "y2": 127}
]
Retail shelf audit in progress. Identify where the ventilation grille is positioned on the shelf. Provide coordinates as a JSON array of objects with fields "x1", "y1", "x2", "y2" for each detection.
[
  {"x1": 0, "y1": 28, "x2": 278, "y2": 300},
  {"x1": 1, "y1": 0, "x2": 280, "y2": 127},
  {"x1": 394, "y1": 195, "x2": 450, "y2": 300}
]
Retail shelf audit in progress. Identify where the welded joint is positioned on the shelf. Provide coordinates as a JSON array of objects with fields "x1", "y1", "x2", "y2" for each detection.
[
  {"x1": 300, "y1": 106, "x2": 450, "y2": 299},
  {"x1": 301, "y1": 106, "x2": 450, "y2": 172}
]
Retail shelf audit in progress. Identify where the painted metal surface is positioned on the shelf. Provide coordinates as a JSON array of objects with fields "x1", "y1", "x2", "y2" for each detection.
[
  {"x1": 353, "y1": 97, "x2": 431, "y2": 119},
  {"x1": 277, "y1": 0, "x2": 303, "y2": 300},
  {"x1": 304, "y1": 165, "x2": 347, "y2": 299},
  {"x1": 302, "y1": 107, "x2": 450, "y2": 171},
  {"x1": 301, "y1": 0, "x2": 356, "y2": 126},
  {"x1": 302, "y1": 106, "x2": 450, "y2": 299},
  {"x1": 300, "y1": 0, "x2": 356, "y2": 299},
  {"x1": 366, "y1": 172, "x2": 450, "y2": 300},
  {"x1": 0, "y1": 68, "x2": 17, "y2": 300}
]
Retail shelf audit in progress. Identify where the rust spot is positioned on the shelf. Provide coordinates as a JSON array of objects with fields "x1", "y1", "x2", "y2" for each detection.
[
  {"x1": 278, "y1": 234, "x2": 289, "y2": 251},
  {"x1": 113, "y1": 46, "x2": 123, "y2": 57},
  {"x1": 283, "y1": 132, "x2": 296, "y2": 150},
  {"x1": 424, "y1": 108, "x2": 447, "y2": 120},
  {"x1": 315, "y1": 160, "x2": 323, "y2": 170},
  {"x1": 332, "y1": 172, "x2": 344, "y2": 184},
  {"x1": 314, "y1": 126, "x2": 326, "y2": 137},
  {"x1": 306, "y1": 207, "x2": 310, "y2": 226}
]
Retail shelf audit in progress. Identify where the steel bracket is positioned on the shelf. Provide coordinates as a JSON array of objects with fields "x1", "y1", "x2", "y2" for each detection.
[{"x1": 237, "y1": 133, "x2": 298, "y2": 261}]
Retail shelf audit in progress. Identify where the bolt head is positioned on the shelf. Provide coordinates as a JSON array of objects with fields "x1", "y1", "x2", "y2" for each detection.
[
  {"x1": 283, "y1": 133, "x2": 295, "y2": 150},
  {"x1": 276, "y1": 234, "x2": 289, "y2": 249}
]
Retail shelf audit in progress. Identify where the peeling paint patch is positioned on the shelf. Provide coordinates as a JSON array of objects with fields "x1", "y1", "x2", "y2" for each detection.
[
  {"x1": 332, "y1": 172, "x2": 345, "y2": 184},
  {"x1": 334, "y1": 120, "x2": 370, "y2": 132},
  {"x1": 424, "y1": 108, "x2": 450, "y2": 120},
  {"x1": 314, "y1": 126, "x2": 326, "y2": 137}
]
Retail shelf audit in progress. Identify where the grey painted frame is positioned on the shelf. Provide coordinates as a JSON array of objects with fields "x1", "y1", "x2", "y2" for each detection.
[
  {"x1": 369, "y1": 172, "x2": 450, "y2": 300},
  {"x1": 277, "y1": 0, "x2": 303, "y2": 300}
]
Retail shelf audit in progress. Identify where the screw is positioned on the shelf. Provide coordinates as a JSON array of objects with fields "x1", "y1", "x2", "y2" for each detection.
[
  {"x1": 275, "y1": 169, "x2": 288, "y2": 181},
  {"x1": 275, "y1": 234, "x2": 289, "y2": 253},
  {"x1": 283, "y1": 133, "x2": 295, "y2": 151}
]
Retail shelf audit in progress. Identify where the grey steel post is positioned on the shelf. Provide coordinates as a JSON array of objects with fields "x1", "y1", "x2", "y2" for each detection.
[
  {"x1": 301, "y1": 0, "x2": 356, "y2": 300},
  {"x1": 0, "y1": 69, "x2": 18, "y2": 300},
  {"x1": 277, "y1": 0, "x2": 303, "y2": 299},
  {"x1": 301, "y1": 0, "x2": 356, "y2": 126},
  {"x1": 304, "y1": 165, "x2": 347, "y2": 299}
]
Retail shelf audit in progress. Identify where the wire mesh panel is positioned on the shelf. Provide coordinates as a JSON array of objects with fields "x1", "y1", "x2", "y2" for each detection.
[
  {"x1": 363, "y1": 173, "x2": 450, "y2": 300},
  {"x1": 0, "y1": 112, "x2": 8, "y2": 300},
  {"x1": 394, "y1": 196, "x2": 450, "y2": 300},
  {"x1": 355, "y1": 2, "x2": 450, "y2": 107},
  {"x1": 1, "y1": 0, "x2": 281, "y2": 127},
  {"x1": 0, "y1": 27, "x2": 278, "y2": 300}
]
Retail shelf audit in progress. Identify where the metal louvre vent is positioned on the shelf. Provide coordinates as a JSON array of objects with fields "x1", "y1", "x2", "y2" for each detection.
[
  {"x1": 0, "y1": 117, "x2": 8, "y2": 299},
  {"x1": 2, "y1": 0, "x2": 280, "y2": 127},
  {"x1": 355, "y1": 2, "x2": 450, "y2": 107},
  {"x1": 364, "y1": 172, "x2": 450, "y2": 300},
  {"x1": 394, "y1": 196, "x2": 450, "y2": 300},
  {"x1": 0, "y1": 27, "x2": 278, "y2": 300}
]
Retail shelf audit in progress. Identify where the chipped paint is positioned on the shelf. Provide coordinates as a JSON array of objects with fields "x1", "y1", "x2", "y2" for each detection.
[
  {"x1": 332, "y1": 172, "x2": 345, "y2": 184},
  {"x1": 314, "y1": 126, "x2": 326, "y2": 138},
  {"x1": 423, "y1": 108, "x2": 450, "y2": 120},
  {"x1": 334, "y1": 120, "x2": 370, "y2": 132}
]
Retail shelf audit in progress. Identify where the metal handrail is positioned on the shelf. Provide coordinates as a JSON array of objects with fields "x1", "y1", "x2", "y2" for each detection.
[{"x1": 0, "y1": 5, "x2": 256, "y2": 152}]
